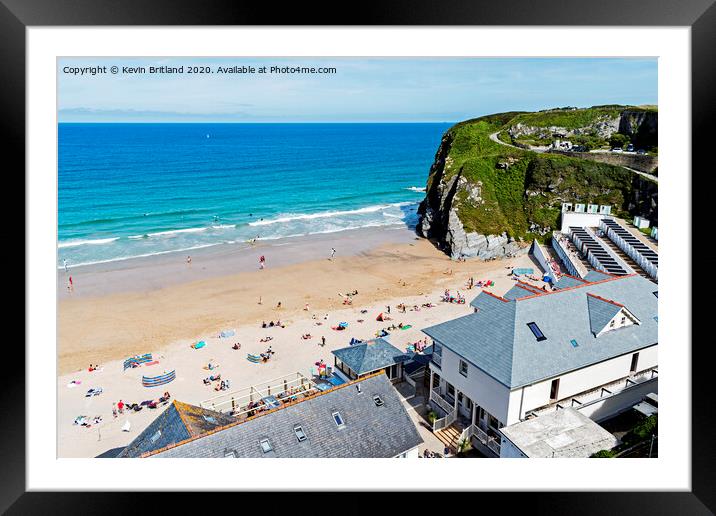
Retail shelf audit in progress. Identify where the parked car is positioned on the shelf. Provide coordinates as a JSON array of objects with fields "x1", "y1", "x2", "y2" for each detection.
[
  {"x1": 636, "y1": 149, "x2": 646, "y2": 155},
  {"x1": 626, "y1": 143, "x2": 635, "y2": 152},
  {"x1": 611, "y1": 147, "x2": 623, "y2": 153}
]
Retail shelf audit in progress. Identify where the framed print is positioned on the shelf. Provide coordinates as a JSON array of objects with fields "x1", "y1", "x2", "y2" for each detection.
[{"x1": 6, "y1": 0, "x2": 715, "y2": 512}]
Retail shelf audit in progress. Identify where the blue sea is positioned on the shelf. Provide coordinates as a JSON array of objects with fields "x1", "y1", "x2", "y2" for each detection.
[{"x1": 58, "y1": 123, "x2": 450, "y2": 268}]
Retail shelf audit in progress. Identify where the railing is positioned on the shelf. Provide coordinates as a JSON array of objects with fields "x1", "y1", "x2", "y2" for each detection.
[
  {"x1": 526, "y1": 367, "x2": 658, "y2": 419},
  {"x1": 430, "y1": 388, "x2": 454, "y2": 415},
  {"x1": 466, "y1": 424, "x2": 501, "y2": 456}
]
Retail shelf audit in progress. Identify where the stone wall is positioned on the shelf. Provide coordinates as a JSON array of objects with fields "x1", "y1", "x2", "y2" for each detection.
[{"x1": 547, "y1": 150, "x2": 658, "y2": 174}]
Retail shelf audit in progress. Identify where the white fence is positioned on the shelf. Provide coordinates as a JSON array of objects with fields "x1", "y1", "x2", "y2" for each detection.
[{"x1": 552, "y1": 233, "x2": 588, "y2": 278}]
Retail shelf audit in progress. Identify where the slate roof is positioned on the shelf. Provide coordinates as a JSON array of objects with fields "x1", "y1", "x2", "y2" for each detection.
[
  {"x1": 145, "y1": 373, "x2": 423, "y2": 458},
  {"x1": 424, "y1": 274, "x2": 658, "y2": 389},
  {"x1": 584, "y1": 270, "x2": 614, "y2": 282},
  {"x1": 586, "y1": 293, "x2": 624, "y2": 336},
  {"x1": 117, "y1": 400, "x2": 236, "y2": 458},
  {"x1": 553, "y1": 275, "x2": 587, "y2": 290},
  {"x1": 504, "y1": 283, "x2": 542, "y2": 300},
  {"x1": 332, "y1": 338, "x2": 411, "y2": 375}
]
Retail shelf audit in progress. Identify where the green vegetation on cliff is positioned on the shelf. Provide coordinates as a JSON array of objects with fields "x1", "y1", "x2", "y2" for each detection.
[{"x1": 425, "y1": 107, "x2": 650, "y2": 240}]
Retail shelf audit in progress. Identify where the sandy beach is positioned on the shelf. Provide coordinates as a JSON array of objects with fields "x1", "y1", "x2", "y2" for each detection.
[{"x1": 58, "y1": 227, "x2": 546, "y2": 457}]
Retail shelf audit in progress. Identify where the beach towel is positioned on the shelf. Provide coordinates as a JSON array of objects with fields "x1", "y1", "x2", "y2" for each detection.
[
  {"x1": 192, "y1": 341, "x2": 206, "y2": 349},
  {"x1": 247, "y1": 354, "x2": 261, "y2": 363},
  {"x1": 220, "y1": 329, "x2": 236, "y2": 338},
  {"x1": 400, "y1": 325, "x2": 413, "y2": 330},
  {"x1": 144, "y1": 360, "x2": 159, "y2": 367}
]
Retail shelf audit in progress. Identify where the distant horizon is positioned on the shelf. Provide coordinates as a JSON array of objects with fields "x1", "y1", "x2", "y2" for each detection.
[
  {"x1": 57, "y1": 102, "x2": 657, "y2": 125},
  {"x1": 58, "y1": 57, "x2": 657, "y2": 123}
]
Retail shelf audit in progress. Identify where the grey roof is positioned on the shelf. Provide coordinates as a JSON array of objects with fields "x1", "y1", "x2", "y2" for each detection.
[
  {"x1": 499, "y1": 407, "x2": 619, "y2": 458},
  {"x1": 117, "y1": 400, "x2": 236, "y2": 458},
  {"x1": 148, "y1": 373, "x2": 422, "y2": 458},
  {"x1": 553, "y1": 275, "x2": 587, "y2": 289},
  {"x1": 332, "y1": 338, "x2": 411, "y2": 375},
  {"x1": 504, "y1": 284, "x2": 541, "y2": 300},
  {"x1": 584, "y1": 270, "x2": 614, "y2": 282},
  {"x1": 424, "y1": 274, "x2": 658, "y2": 389},
  {"x1": 586, "y1": 294, "x2": 623, "y2": 336}
]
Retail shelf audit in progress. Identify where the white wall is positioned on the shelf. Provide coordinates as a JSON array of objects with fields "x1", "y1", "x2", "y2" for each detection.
[
  {"x1": 499, "y1": 437, "x2": 527, "y2": 458},
  {"x1": 561, "y1": 211, "x2": 610, "y2": 232},
  {"x1": 437, "y1": 346, "x2": 512, "y2": 423},
  {"x1": 508, "y1": 344, "x2": 658, "y2": 421}
]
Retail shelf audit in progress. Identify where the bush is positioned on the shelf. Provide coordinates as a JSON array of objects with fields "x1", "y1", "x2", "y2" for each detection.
[
  {"x1": 591, "y1": 449, "x2": 617, "y2": 458},
  {"x1": 629, "y1": 414, "x2": 658, "y2": 442},
  {"x1": 427, "y1": 411, "x2": 438, "y2": 424}
]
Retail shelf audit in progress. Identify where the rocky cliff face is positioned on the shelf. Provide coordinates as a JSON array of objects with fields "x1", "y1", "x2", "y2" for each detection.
[
  {"x1": 417, "y1": 133, "x2": 528, "y2": 260},
  {"x1": 417, "y1": 107, "x2": 658, "y2": 261}
]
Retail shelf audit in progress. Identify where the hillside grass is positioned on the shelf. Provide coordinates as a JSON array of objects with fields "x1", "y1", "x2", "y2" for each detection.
[
  {"x1": 437, "y1": 108, "x2": 642, "y2": 239},
  {"x1": 509, "y1": 106, "x2": 625, "y2": 129}
]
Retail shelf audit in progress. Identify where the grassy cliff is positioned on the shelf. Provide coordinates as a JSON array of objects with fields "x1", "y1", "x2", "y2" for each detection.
[{"x1": 419, "y1": 106, "x2": 656, "y2": 247}]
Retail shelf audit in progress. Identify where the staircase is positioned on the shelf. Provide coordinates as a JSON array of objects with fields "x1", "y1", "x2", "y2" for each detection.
[{"x1": 435, "y1": 419, "x2": 467, "y2": 455}]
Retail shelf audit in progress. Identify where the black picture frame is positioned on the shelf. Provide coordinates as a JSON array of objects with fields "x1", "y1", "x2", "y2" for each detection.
[{"x1": 4, "y1": 0, "x2": 713, "y2": 513}]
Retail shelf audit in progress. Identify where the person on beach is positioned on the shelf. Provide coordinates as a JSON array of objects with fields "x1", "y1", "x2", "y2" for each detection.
[
  {"x1": 386, "y1": 305, "x2": 391, "y2": 314},
  {"x1": 117, "y1": 400, "x2": 124, "y2": 414},
  {"x1": 187, "y1": 256, "x2": 192, "y2": 265},
  {"x1": 304, "y1": 303, "x2": 310, "y2": 311},
  {"x1": 67, "y1": 276, "x2": 73, "y2": 292},
  {"x1": 330, "y1": 248, "x2": 336, "y2": 260},
  {"x1": 276, "y1": 301, "x2": 282, "y2": 309},
  {"x1": 63, "y1": 259, "x2": 68, "y2": 273},
  {"x1": 321, "y1": 336, "x2": 326, "y2": 347},
  {"x1": 112, "y1": 403, "x2": 117, "y2": 419},
  {"x1": 259, "y1": 255, "x2": 265, "y2": 270}
]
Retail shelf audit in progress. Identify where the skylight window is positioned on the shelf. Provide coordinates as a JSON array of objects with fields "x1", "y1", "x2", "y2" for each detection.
[
  {"x1": 373, "y1": 395, "x2": 384, "y2": 407},
  {"x1": 202, "y1": 415, "x2": 217, "y2": 424},
  {"x1": 570, "y1": 339, "x2": 579, "y2": 348},
  {"x1": 223, "y1": 449, "x2": 238, "y2": 458},
  {"x1": 259, "y1": 438, "x2": 273, "y2": 453},
  {"x1": 527, "y1": 322, "x2": 547, "y2": 341},
  {"x1": 653, "y1": 291, "x2": 658, "y2": 298},
  {"x1": 294, "y1": 425, "x2": 307, "y2": 442},
  {"x1": 332, "y1": 411, "x2": 346, "y2": 429},
  {"x1": 150, "y1": 430, "x2": 162, "y2": 443}
]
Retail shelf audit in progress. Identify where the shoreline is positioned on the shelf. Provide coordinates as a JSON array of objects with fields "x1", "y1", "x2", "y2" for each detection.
[
  {"x1": 58, "y1": 224, "x2": 420, "y2": 298},
  {"x1": 57, "y1": 225, "x2": 537, "y2": 376}
]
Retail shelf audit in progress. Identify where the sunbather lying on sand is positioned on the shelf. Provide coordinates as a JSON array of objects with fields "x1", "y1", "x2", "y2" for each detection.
[{"x1": 260, "y1": 336, "x2": 273, "y2": 343}]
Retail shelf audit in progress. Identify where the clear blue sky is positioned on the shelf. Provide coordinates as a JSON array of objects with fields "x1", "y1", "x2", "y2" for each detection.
[{"x1": 58, "y1": 57, "x2": 657, "y2": 123}]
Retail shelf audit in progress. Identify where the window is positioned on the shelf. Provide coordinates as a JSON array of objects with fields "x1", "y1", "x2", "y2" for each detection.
[
  {"x1": 446, "y1": 383, "x2": 455, "y2": 398},
  {"x1": 653, "y1": 291, "x2": 658, "y2": 298},
  {"x1": 373, "y1": 395, "x2": 384, "y2": 407},
  {"x1": 259, "y1": 438, "x2": 273, "y2": 453},
  {"x1": 223, "y1": 449, "x2": 238, "y2": 458},
  {"x1": 332, "y1": 411, "x2": 346, "y2": 429},
  {"x1": 609, "y1": 319, "x2": 615, "y2": 328},
  {"x1": 459, "y1": 360, "x2": 468, "y2": 377},
  {"x1": 293, "y1": 425, "x2": 307, "y2": 442},
  {"x1": 630, "y1": 353, "x2": 640, "y2": 374},
  {"x1": 570, "y1": 339, "x2": 579, "y2": 348},
  {"x1": 433, "y1": 343, "x2": 442, "y2": 356},
  {"x1": 202, "y1": 415, "x2": 217, "y2": 424},
  {"x1": 620, "y1": 316, "x2": 626, "y2": 325},
  {"x1": 527, "y1": 322, "x2": 547, "y2": 341},
  {"x1": 550, "y1": 379, "x2": 560, "y2": 401},
  {"x1": 150, "y1": 430, "x2": 161, "y2": 443}
]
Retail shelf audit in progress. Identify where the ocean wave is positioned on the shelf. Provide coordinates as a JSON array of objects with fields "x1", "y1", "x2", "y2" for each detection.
[
  {"x1": 248, "y1": 202, "x2": 416, "y2": 227},
  {"x1": 405, "y1": 186, "x2": 426, "y2": 192},
  {"x1": 58, "y1": 237, "x2": 120, "y2": 248},
  {"x1": 57, "y1": 242, "x2": 225, "y2": 269}
]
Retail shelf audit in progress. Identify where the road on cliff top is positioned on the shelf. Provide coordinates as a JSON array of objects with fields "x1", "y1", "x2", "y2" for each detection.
[{"x1": 489, "y1": 131, "x2": 658, "y2": 183}]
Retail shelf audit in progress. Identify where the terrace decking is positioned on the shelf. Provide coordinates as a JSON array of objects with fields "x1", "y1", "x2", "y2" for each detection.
[
  {"x1": 568, "y1": 226, "x2": 632, "y2": 276},
  {"x1": 599, "y1": 219, "x2": 658, "y2": 281}
]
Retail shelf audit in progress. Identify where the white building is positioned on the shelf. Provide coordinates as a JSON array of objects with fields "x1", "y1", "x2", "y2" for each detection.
[{"x1": 423, "y1": 273, "x2": 658, "y2": 456}]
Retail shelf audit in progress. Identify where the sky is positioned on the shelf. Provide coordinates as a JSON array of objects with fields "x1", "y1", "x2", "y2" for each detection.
[{"x1": 58, "y1": 57, "x2": 657, "y2": 123}]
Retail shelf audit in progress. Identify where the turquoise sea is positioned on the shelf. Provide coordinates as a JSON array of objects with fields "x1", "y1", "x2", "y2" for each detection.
[{"x1": 58, "y1": 123, "x2": 451, "y2": 268}]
